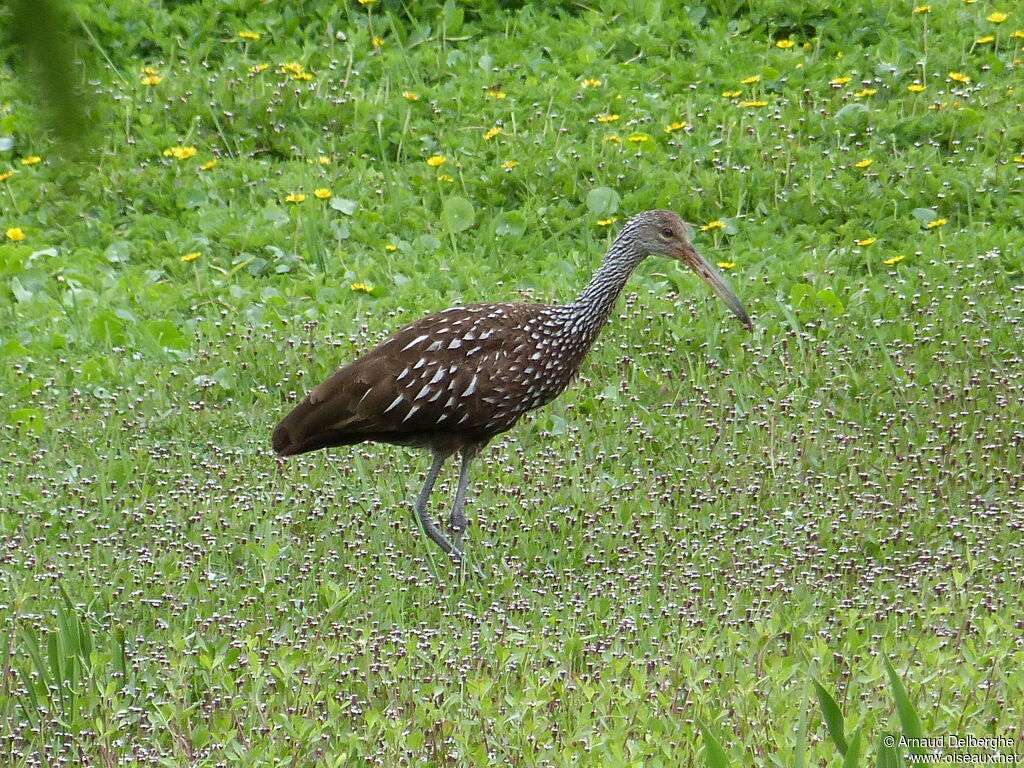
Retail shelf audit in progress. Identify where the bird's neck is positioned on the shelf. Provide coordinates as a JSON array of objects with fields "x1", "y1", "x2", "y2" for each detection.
[{"x1": 565, "y1": 242, "x2": 646, "y2": 346}]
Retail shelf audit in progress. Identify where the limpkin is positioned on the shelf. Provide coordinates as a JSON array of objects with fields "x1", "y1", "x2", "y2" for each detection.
[{"x1": 273, "y1": 210, "x2": 751, "y2": 571}]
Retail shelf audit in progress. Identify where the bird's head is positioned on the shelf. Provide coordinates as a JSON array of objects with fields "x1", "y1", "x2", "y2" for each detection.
[{"x1": 629, "y1": 209, "x2": 752, "y2": 330}]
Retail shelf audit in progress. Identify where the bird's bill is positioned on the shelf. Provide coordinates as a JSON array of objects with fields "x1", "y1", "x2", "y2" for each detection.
[{"x1": 674, "y1": 242, "x2": 753, "y2": 330}]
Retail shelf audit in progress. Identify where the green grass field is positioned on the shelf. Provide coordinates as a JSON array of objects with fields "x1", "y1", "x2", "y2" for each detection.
[{"x1": 2, "y1": 0, "x2": 1023, "y2": 765}]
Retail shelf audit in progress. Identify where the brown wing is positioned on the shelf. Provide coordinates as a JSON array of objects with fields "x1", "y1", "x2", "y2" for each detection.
[{"x1": 272, "y1": 304, "x2": 544, "y2": 455}]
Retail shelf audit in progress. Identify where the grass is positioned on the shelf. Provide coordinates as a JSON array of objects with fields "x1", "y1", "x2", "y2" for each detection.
[{"x1": 1, "y1": 0, "x2": 1023, "y2": 765}]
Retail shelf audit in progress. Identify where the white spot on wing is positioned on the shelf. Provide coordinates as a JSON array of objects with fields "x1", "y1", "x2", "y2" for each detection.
[
  {"x1": 462, "y1": 375, "x2": 478, "y2": 397},
  {"x1": 403, "y1": 405, "x2": 420, "y2": 422},
  {"x1": 401, "y1": 334, "x2": 429, "y2": 351},
  {"x1": 415, "y1": 385, "x2": 432, "y2": 400},
  {"x1": 384, "y1": 394, "x2": 404, "y2": 413}
]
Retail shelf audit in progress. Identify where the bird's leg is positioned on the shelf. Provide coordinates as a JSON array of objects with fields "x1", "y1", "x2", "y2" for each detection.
[
  {"x1": 449, "y1": 443, "x2": 487, "y2": 550},
  {"x1": 448, "y1": 448, "x2": 477, "y2": 551},
  {"x1": 414, "y1": 449, "x2": 461, "y2": 558}
]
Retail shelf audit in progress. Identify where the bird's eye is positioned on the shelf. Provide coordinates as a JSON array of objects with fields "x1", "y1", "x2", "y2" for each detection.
[{"x1": 660, "y1": 227, "x2": 674, "y2": 239}]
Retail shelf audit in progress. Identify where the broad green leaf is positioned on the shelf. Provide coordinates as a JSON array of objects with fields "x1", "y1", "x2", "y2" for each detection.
[
  {"x1": 586, "y1": 186, "x2": 620, "y2": 217},
  {"x1": 144, "y1": 319, "x2": 189, "y2": 351},
  {"x1": 494, "y1": 211, "x2": 527, "y2": 238},
  {"x1": 442, "y1": 196, "x2": 475, "y2": 233},
  {"x1": 911, "y1": 208, "x2": 938, "y2": 223},
  {"x1": 789, "y1": 283, "x2": 814, "y2": 309},
  {"x1": 7, "y1": 407, "x2": 43, "y2": 433},
  {"x1": 816, "y1": 288, "x2": 845, "y2": 316},
  {"x1": 10, "y1": 277, "x2": 34, "y2": 302},
  {"x1": 330, "y1": 197, "x2": 358, "y2": 215}
]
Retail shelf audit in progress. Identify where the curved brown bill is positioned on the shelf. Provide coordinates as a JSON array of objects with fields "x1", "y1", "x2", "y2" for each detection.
[{"x1": 674, "y1": 242, "x2": 753, "y2": 330}]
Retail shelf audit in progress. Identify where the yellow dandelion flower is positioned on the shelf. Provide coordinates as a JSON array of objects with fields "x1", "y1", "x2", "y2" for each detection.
[
  {"x1": 350, "y1": 282, "x2": 374, "y2": 292},
  {"x1": 239, "y1": 31, "x2": 261, "y2": 40},
  {"x1": 200, "y1": 159, "x2": 218, "y2": 171},
  {"x1": 357, "y1": 0, "x2": 378, "y2": 5},
  {"x1": 664, "y1": 121, "x2": 688, "y2": 133},
  {"x1": 717, "y1": 261, "x2": 736, "y2": 269},
  {"x1": 436, "y1": 174, "x2": 454, "y2": 182},
  {"x1": 281, "y1": 62, "x2": 305, "y2": 74},
  {"x1": 627, "y1": 134, "x2": 648, "y2": 143},
  {"x1": 0, "y1": 170, "x2": 14, "y2": 182},
  {"x1": 582, "y1": 78, "x2": 602, "y2": 87},
  {"x1": 385, "y1": 244, "x2": 398, "y2": 252},
  {"x1": 830, "y1": 76, "x2": 852, "y2": 85},
  {"x1": 141, "y1": 74, "x2": 163, "y2": 85},
  {"x1": 314, "y1": 188, "x2": 331, "y2": 199},
  {"x1": 596, "y1": 218, "x2": 619, "y2": 226},
  {"x1": 907, "y1": 83, "x2": 926, "y2": 92},
  {"x1": 484, "y1": 90, "x2": 507, "y2": 100},
  {"x1": 484, "y1": 127, "x2": 503, "y2": 141},
  {"x1": 976, "y1": 35, "x2": 996, "y2": 43},
  {"x1": 21, "y1": 156, "x2": 41, "y2": 166},
  {"x1": 603, "y1": 135, "x2": 621, "y2": 144},
  {"x1": 927, "y1": 218, "x2": 947, "y2": 228},
  {"x1": 141, "y1": 66, "x2": 160, "y2": 75},
  {"x1": 372, "y1": 36, "x2": 385, "y2": 48},
  {"x1": 250, "y1": 63, "x2": 269, "y2": 74},
  {"x1": 741, "y1": 75, "x2": 760, "y2": 84},
  {"x1": 913, "y1": 5, "x2": 931, "y2": 13},
  {"x1": 285, "y1": 193, "x2": 307, "y2": 203},
  {"x1": 596, "y1": 113, "x2": 620, "y2": 123},
  {"x1": 855, "y1": 237, "x2": 877, "y2": 246},
  {"x1": 181, "y1": 251, "x2": 201, "y2": 262},
  {"x1": 426, "y1": 155, "x2": 447, "y2": 167},
  {"x1": 722, "y1": 90, "x2": 742, "y2": 98},
  {"x1": 1013, "y1": 155, "x2": 1024, "y2": 163},
  {"x1": 163, "y1": 146, "x2": 197, "y2": 160},
  {"x1": 738, "y1": 100, "x2": 769, "y2": 107},
  {"x1": 948, "y1": 72, "x2": 971, "y2": 83},
  {"x1": 855, "y1": 88, "x2": 877, "y2": 97},
  {"x1": 701, "y1": 220, "x2": 725, "y2": 231},
  {"x1": 501, "y1": 160, "x2": 519, "y2": 169},
  {"x1": 6, "y1": 227, "x2": 26, "y2": 242},
  {"x1": 293, "y1": 71, "x2": 313, "y2": 81},
  {"x1": 317, "y1": 156, "x2": 331, "y2": 165},
  {"x1": 963, "y1": 0, "x2": 977, "y2": 3},
  {"x1": 402, "y1": 91, "x2": 420, "y2": 101},
  {"x1": 776, "y1": 39, "x2": 795, "y2": 49},
  {"x1": 986, "y1": 11, "x2": 1008, "y2": 23},
  {"x1": 1013, "y1": 30, "x2": 1024, "y2": 39},
  {"x1": 883, "y1": 254, "x2": 906, "y2": 265},
  {"x1": 855, "y1": 158, "x2": 873, "y2": 168}
]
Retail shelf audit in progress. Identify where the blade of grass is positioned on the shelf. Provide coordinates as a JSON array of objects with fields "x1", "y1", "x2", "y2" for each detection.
[
  {"x1": 696, "y1": 718, "x2": 732, "y2": 768},
  {"x1": 814, "y1": 678, "x2": 849, "y2": 755},
  {"x1": 793, "y1": 675, "x2": 810, "y2": 768},
  {"x1": 883, "y1": 657, "x2": 925, "y2": 755},
  {"x1": 843, "y1": 727, "x2": 862, "y2": 768},
  {"x1": 876, "y1": 734, "x2": 902, "y2": 768}
]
